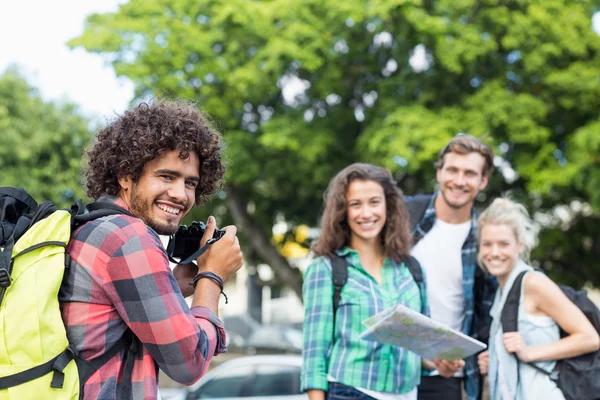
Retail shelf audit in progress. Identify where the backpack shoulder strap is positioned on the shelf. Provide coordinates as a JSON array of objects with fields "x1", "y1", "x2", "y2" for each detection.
[
  {"x1": 402, "y1": 255, "x2": 423, "y2": 287},
  {"x1": 331, "y1": 254, "x2": 348, "y2": 316},
  {"x1": 329, "y1": 254, "x2": 348, "y2": 349},
  {"x1": 500, "y1": 271, "x2": 556, "y2": 378},
  {"x1": 75, "y1": 330, "x2": 134, "y2": 388},
  {"x1": 405, "y1": 194, "x2": 432, "y2": 231},
  {"x1": 500, "y1": 271, "x2": 528, "y2": 333},
  {"x1": 71, "y1": 201, "x2": 135, "y2": 229}
]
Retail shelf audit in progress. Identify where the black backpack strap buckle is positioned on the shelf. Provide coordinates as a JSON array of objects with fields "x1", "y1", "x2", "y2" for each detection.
[{"x1": 50, "y1": 346, "x2": 76, "y2": 389}]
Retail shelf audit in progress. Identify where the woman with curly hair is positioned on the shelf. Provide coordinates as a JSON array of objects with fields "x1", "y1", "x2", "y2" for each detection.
[
  {"x1": 59, "y1": 100, "x2": 243, "y2": 400},
  {"x1": 301, "y1": 163, "x2": 462, "y2": 400}
]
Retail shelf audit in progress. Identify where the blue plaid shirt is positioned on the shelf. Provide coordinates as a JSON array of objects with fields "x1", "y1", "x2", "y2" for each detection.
[{"x1": 410, "y1": 192, "x2": 496, "y2": 400}]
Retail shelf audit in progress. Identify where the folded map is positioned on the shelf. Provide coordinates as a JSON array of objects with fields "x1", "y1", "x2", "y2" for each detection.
[{"x1": 359, "y1": 304, "x2": 486, "y2": 360}]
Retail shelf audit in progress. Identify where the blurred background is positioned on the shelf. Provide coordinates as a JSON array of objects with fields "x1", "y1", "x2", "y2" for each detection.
[{"x1": 2, "y1": 0, "x2": 600, "y2": 398}]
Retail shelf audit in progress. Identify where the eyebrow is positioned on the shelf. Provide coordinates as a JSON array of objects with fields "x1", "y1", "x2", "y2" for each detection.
[
  {"x1": 348, "y1": 195, "x2": 383, "y2": 202},
  {"x1": 155, "y1": 169, "x2": 200, "y2": 183}
]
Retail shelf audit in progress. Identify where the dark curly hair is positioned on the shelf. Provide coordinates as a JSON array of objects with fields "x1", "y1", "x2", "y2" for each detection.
[
  {"x1": 85, "y1": 100, "x2": 225, "y2": 205},
  {"x1": 311, "y1": 163, "x2": 412, "y2": 263}
]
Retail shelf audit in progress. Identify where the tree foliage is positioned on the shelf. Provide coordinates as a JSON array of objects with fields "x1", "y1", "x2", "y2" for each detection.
[
  {"x1": 70, "y1": 0, "x2": 600, "y2": 293},
  {"x1": 0, "y1": 69, "x2": 92, "y2": 208}
]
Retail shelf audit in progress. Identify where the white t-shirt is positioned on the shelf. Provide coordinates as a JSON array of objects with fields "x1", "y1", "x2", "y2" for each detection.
[{"x1": 411, "y1": 218, "x2": 471, "y2": 376}]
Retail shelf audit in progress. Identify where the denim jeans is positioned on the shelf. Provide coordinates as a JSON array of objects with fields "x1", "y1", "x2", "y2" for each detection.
[{"x1": 327, "y1": 382, "x2": 377, "y2": 400}]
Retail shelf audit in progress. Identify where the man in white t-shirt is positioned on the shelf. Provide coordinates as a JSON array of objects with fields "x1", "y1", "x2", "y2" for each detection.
[{"x1": 406, "y1": 134, "x2": 497, "y2": 400}]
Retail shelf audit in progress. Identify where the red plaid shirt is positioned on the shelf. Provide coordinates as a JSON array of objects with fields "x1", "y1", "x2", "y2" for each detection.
[{"x1": 59, "y1": 197, "x2": 226, "y2": 400}]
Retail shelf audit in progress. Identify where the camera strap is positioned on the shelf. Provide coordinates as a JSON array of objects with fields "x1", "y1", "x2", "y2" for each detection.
[{"x1": 166, "y1": 237, "x2": 219, "y2": 265}]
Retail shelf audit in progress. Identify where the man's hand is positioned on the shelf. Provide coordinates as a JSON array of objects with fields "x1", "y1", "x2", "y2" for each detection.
[
  {"x1": 172, "y1": 262, "x2": 198, "y2": 297},
  {"x1": 477, "y1": 350, "x2": 489, "y2": 375},
  {"x1": 433, "y1": 358, "x2": 465, "y2": 378},
  {"x1": 196, "y1": 216, "x2": 243, "y2": 283},
  {"x1": 503, "y1": 332, "x2": 533, "y2": 362}
]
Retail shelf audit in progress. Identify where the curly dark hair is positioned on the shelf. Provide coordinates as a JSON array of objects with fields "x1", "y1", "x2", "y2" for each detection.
[
  {"x1": 311, "y1": 163, "x2": 412, "y2": 263},
  {"x1": 85, "y1": 100, "x2": 225, "y2": 205}
]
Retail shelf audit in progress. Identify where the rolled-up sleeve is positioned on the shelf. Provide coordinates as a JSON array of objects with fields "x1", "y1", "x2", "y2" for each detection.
[{"x1": 301, "y1": 257, "x2": 333, "y2": 392}]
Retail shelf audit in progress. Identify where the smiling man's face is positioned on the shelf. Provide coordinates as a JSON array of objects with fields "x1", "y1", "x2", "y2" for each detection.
[
  {"x1": 119, "y1": 150, "x2": 200, "y2": 235},
  {"x1": 436, "y1": 151, "x2": 488, "y2": 212}
]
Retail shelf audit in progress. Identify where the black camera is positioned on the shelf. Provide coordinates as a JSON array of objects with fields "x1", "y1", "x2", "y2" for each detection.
[{"x1": 167, "y1": 221, "x2": 225, "y2": 261}]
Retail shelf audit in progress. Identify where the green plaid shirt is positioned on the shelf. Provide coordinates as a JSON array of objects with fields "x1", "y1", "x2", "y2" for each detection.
[{"x1": 301, "y1": 247, "x2": 429, "y2": 394}]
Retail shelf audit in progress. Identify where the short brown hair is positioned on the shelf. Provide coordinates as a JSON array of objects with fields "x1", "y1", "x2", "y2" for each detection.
[
  {"x1": 311, "y1": 163, "x2": 412, "y2": 263},
  {"x1": 435, "y1": 134, "x2": 494, "y2": 177},
  {"x1": 85, "y1": 100, "x2": 225, "y2": 205}
]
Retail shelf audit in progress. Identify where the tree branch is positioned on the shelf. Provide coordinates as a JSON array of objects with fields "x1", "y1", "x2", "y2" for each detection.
[{"x1": 225, "y1": 184, "x2": 303, "y2": 300}]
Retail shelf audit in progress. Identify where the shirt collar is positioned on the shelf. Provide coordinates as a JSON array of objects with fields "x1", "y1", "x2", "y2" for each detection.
[
  {"x1": 335, "y1": 246, "x2": 397, "y2": 268},
  {"x1": 418, "y1": 191, "x2": 478, "y2": 232}
]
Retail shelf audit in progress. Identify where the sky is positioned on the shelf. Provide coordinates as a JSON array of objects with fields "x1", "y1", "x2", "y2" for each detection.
[
  {"x1": 0, "y1": 0, "x2": 133, "y2": 121},
  {"x1": 1, "y1": 2, "x2": 599, "y2": 122}
]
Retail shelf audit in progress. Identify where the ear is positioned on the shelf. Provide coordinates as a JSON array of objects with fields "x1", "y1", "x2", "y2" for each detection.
[
  {"x1": 518, "y1": 240, "x2": 525, "y2": 255},
  {"x1": 478, "y1": 174, "x2": 489, "y2": 191},
  {"x1": 118, "y1": 176, "x2": 132, "y2": 192},
  {"x1": 436, "y1": 167, "x2": 442, "y2": 183}
]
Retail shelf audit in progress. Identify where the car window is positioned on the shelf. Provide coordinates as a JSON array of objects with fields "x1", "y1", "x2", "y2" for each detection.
[
  {"x1": 194, "y1": 364, "x2": 254, "y2": 399},
  {"x1": 247, "y1": 364, "x2": 301, "y2": 397}
]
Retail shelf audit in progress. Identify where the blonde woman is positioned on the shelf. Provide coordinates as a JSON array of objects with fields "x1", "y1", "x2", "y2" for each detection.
[{"x1": 476, "y1": 198, "x2": 599, "y2": 399}]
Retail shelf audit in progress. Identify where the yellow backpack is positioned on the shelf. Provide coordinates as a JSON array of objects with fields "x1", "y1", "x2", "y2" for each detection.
[{"x1": 0, "y1": 188, "x2": 130, "y2": 400}]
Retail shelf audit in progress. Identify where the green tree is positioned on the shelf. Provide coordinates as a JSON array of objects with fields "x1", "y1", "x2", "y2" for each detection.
[
  {"x1": 0, "y1": 69, "x2": 92, "y2": 207},
  {"x1": 70, "y1": 0, "x2": 600, "y2": 294}
]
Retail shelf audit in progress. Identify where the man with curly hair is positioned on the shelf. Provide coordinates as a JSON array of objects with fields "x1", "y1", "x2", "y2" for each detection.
[{"x1": 59, "y1": 101, "x2": 243, "y2": 400}]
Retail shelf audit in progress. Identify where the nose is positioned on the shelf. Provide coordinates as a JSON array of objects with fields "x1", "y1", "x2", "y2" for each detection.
[
  {"x1": 361, "y1": 204, "x2": 373, "y2": 217},
  {"x1": 490, "y1": 244, "x2": 500, "y2": 256},
  {"x1": 455, "y1": 172, "x2": 466, "y2": 185},
  {"x1": 167, "y1": 179, "x2": 187, "y2": 204}
]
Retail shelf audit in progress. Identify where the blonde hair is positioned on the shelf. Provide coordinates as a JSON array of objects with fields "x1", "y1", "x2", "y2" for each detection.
[{"x1": 477, "y1": 198, "x2": 540, "y2": 267}]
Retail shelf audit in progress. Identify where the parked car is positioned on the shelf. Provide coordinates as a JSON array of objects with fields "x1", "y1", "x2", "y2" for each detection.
[
  {"x1": 170, "y1": 354, "x2": 308, "y2": 400},
  {"x1": 245, "y1": 325, "x2": 303, "y2": 354}
]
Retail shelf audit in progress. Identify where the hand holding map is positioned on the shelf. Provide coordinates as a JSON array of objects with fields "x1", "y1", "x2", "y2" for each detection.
[{"x1": 359, "y1": 304, "x2": 486, "y2": 360}]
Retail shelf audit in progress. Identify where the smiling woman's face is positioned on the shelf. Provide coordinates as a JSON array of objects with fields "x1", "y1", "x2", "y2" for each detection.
[
  {"x1": 479, "y1": 223, "x2": 523, "y2": 280},
  {"x1": 345, "y1": 179, "x2": 387, "y2": 245}
]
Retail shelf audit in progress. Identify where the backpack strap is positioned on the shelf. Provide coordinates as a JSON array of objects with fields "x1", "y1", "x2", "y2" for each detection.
[
  {"x1": 0, "y1": 347, "x2": 76, "y2": 390},
  {"x1": 500, "y1": 271, "x2": 555, "y2": 378},
  {"x1": 500, "y1": 271, "x2": 528, "y2": 333},
  {"x1": 331, "y1": 254, "x2": 349, "y2": 323},
  {"x1": 75, "y1": 330, "x2": 134, "y2": 392},
  {"x1": 72, "y1": 201, "x2": 135, "y2": 228},
  {"x1": 405, "y1": 194, "x2": 432, "y2": 231},
  {"x1": 327, "y1": 254, "x2": 349, "y2": 362},
  {"x1": 402, "y1": 255, "x2": 423, "y2": 287}
]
